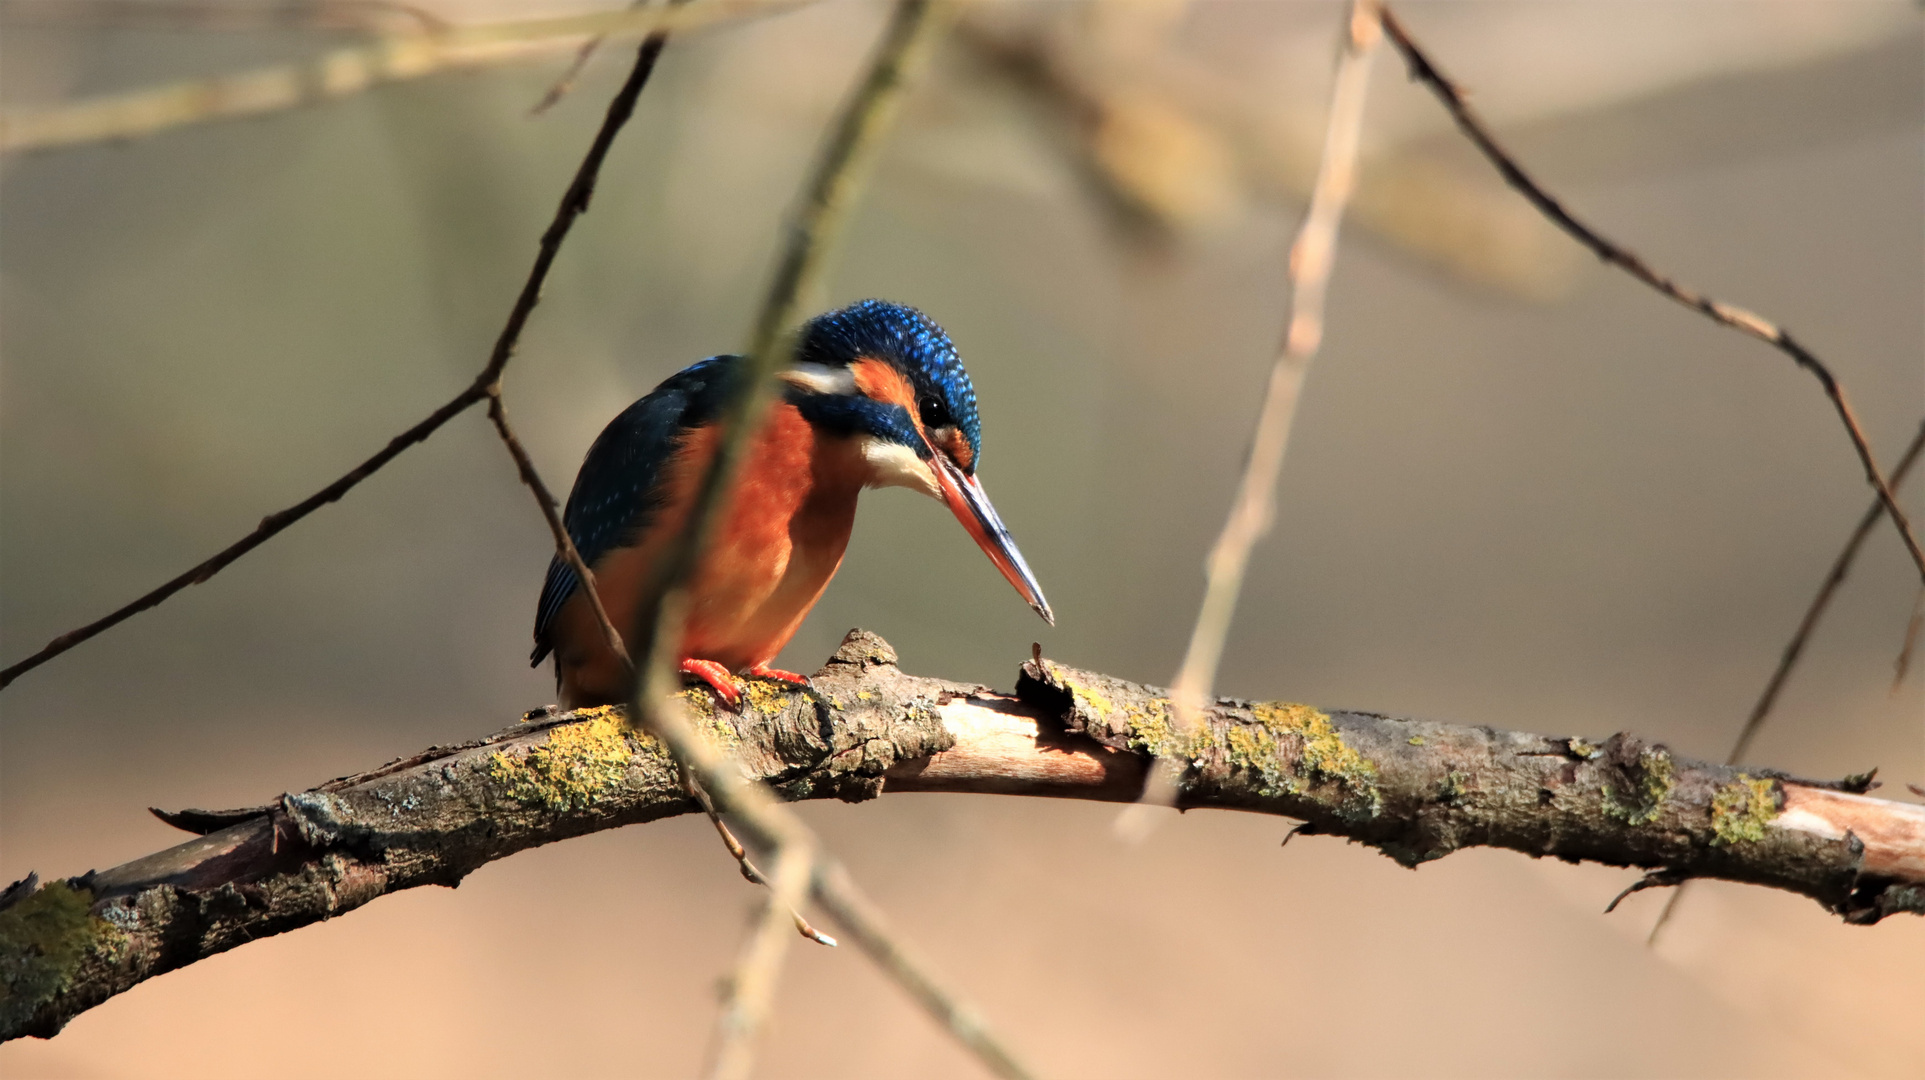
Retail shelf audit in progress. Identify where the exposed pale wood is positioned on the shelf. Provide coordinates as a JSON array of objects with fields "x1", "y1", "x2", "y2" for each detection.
[{"x1": 3, "y1": 631, "x2": 1919, "y2": 1043}]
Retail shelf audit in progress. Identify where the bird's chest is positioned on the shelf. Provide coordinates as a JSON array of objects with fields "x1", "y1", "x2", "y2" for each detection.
[
  {"x1": 679, "y1": 406, "x2": 863, "y2": 654},
  {"x1": 703, "y1": 409, "x2": 853, "y2": 569}
]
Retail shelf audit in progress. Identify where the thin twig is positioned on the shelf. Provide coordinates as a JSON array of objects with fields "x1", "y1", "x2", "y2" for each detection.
[
  {"x1": 530, "y1": 32, "x2": 612, "y2": 117},
  {"x1": 0, "y1": 388, "x2": 472, "y2": 689},
  {"x1": 1605, "y1": 869, "x2": 1683, "y2": 914},
  {"x1": 485, "y1": 388, "x2": 631, "y2": 667},
  {"x1": 1726, "y1": 419, "x2": 1925, "y2": 768},
  {"x1": 810, "y1": 859, "x2": 1035, "y2": 1080},
  {"x1": 0, "y1": 0, "x2": 804, "y2": 154},
  {"x1": 1647, "y1": 417, "x2": 1925, "y2": 946},
  {"x1": 615, "y1": 3, "x2": 1032, "y2": 1075},
  {"x1": 0, "y1": 19, "x2": 681, "y2": 692},
  {"x1": 529, "y1": 0, "x2": 650, "y2": 117},
  {"x1": 1121, "y1": 0, "x2": 1381, "y2": 838},
  {"x1": 0, "y1": 0, "x2": 447, "y2": 33},
  {"x1": 1895, "y1": 586, "x2": 1924, "y2": 691},
  {"x1": 683, "y1": 765, "x2": 836, "y2": 944},
  {"x1": 707, "y1": 840, "x2": 817, "y2": 1080},
  {"x1": 647, "y1": 688, "x2": 1038, "y2": 1079},
  {"x1": 1377, "y1": 5, "x2": 1925, "y2": 586}
]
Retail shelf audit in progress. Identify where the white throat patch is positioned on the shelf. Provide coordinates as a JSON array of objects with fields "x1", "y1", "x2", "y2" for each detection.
[{"x1": 859, "y1": 436, "x2": 941, "y2": 500}]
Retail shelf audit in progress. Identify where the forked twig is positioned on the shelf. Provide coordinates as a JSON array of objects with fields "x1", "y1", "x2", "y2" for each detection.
[
  {"x1": 529, "y1": 0, "x2": 650, "y2": 117},
  {"x1": 1606, "y1": 869, "x2": 1684, "y2": 914},
  {"x1": 1377, "y1": 5, "x2": 1925, "y2": 585},
  {"x1": 1648, "y1": 418, "x2": 1925, "y2": 946},
  {"x1": 1121, "y1": 0, "x2": 1381, "y2": 836},
  {"x1": 0, "y1": 19, "x2": 679, "y2": 691},
  {"x1": 530, "y1": 32, "x2": 613, "y2": 117},
  {"x1": 614, "y1": 3, "x2": 1032, "y2": 1077}
]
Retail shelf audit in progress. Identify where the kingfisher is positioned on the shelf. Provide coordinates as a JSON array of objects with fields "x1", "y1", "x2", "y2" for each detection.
[{"x1": 532, "y1": 299, "x2": 1052, "y2": 708}]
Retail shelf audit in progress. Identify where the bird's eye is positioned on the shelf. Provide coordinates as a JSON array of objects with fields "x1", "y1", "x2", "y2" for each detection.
[{"x1": 918, "y1": 394, "x2": 951, "y2": 429}]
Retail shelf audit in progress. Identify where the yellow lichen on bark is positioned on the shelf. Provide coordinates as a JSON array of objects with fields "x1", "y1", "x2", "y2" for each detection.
[
  {"x1": 1711, "y1": 774, "x2": 1778, "y2": 845},
  {"x1": 0, "y1": 881, "x2": 125, "y2": 1033},
  {"x1": 1251, "y1": 702, "x2": 1380, "y2": 817},
  {"x1": 489, "y1": 706, "x2": 652, "y2": 813}
]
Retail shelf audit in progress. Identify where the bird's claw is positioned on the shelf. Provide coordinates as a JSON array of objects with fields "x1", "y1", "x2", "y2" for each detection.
[
  {"x1": 678, "y1": 661, "x2": 813, "y2": 709},
  {"x1": 746, "y1": 664, "x2": 813, "y2": 691},
  {"x1": 679, "y1": 659, "x2": 741, "y2": 708}
]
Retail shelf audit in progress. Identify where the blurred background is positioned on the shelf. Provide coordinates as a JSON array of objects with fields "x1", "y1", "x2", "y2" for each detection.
[{"x1": 2, "y1": 1, "x2": 1921, "y2": 1076}]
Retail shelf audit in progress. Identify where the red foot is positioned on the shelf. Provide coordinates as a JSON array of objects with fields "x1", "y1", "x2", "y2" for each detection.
[
  {"x1": 747, "y1": 664, "x2": 811, "y2": 689},
  {"x1": 680, "y1": 659, "x2": 740, "y2": 707}
]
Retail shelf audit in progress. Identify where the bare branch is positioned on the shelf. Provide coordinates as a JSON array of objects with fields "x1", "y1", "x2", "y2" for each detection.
[
  {"x1": 0, "y1": 0, "x2": 446, "y2": 34},
  {"x1": 529, "y1": 26, "x2": 617, "y2": 117},
  {"x1": 1895, "y1": 586, "x2": 1924, "y2": 691},
  {"x1": 707, "y1": 839, "x2": 816, "y2": 1080},
  {"x1": 0, "y1": 15, "x2": 680, "y2": 691},
  {"x1": 485, "y1": 389, "x2": 631, "y2": 668},
  {"x1": 1128, "y1": 0, "x2": 1380, "y2": 834},
  {"x1": 0, "y1": 0, "x2": 805, "y2": 154},
  {"x1": 682, "y1": 767, "x2": 835, "y2": 944},
  {"x1": 5, "y1": 630, "x2": 1919, "y2": 1042},
  {"x1": 806, "y1": 858, "x2": 1033, "y2": 1080},
  {"x1": 1726, "y1": 419, "x2": 1925, "y2": 769},
  {"x1": 526, "y1": 0, "x2": 665, "y2": 118},
  {"x1": 1646, "y1": 418, "x2": 1925, "y2": 945},
  {"x1": 1377, "y1": 5, "x2": 1925, "y2": 585}
]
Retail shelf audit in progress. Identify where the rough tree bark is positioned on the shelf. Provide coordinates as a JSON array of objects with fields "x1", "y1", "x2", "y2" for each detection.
[{"x1": 3, "y1": 630, "x2": 1921, "y2": 1041}]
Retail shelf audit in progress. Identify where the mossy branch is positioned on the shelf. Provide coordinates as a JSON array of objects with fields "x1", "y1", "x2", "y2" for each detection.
[{"x1": 4, "y1": 630, "x2": 1921, "y2": 1042}]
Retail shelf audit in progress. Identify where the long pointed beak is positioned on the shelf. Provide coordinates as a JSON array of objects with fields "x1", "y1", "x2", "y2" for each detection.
[{"x1": 932, "y1": 455, "x2": 1054, "y2": 625}]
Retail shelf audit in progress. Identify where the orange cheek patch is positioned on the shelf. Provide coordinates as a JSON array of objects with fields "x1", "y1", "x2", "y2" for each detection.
[
  {"x1": 935, "y1": 427, "x2": 973, "y2": 472},
  {"x1": 850, "y1": 357, "x2": 918, "y2": 413}
]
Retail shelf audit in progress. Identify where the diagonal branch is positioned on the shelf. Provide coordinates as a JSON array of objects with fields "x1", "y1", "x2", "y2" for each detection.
[
  {"x1": 0, "y1": 0, "x2": 807, "y2": 154},
  {"x1": 1129, "y1": 0, "x2": 1380, "y2": 832},
  {"x1": 1647, "y1": 416, "x2": 1925, "y2": 946},
  {"x1": 485, "y1": 388, "x2": 631, "y2": 667},
  {"x1": 1377, "y1": 6, "x2": 1925, "y2": 585},
  {"x1": 1725, "y1": 418, "x2": 1925, "y2": 769},
  {"x1": 0, "y1": 16, "x2": 680, "y2": 691},
  {"x1": 1168, "y1": 0, "x2": 1379, "y2": 729},
  {"x1": 707, "y1": 838, "x2": 816, "y2": 1080},
  {"x1": 4, "y1": 630, "x2": 1919, "y2": 1043}
]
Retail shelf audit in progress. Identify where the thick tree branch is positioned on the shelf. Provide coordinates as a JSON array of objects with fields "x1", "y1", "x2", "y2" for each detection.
[{"x1": 3, "y1": 630, "x2": 1920, "y2": 1042}]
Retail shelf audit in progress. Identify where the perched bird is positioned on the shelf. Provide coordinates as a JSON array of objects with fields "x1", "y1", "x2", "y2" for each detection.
[{"x1": 532, "y1": 299, "x2": 1052, "y2": 707}]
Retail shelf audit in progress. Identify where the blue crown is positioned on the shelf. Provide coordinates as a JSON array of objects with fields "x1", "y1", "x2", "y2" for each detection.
[{"x1": 797, "y1": 300, "x2": 983, "y2": 470}]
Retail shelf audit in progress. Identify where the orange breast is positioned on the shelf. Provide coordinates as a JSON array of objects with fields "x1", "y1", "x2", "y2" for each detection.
[{"x1": 550, "y1": 402, "x2": 868, "y2": 705}]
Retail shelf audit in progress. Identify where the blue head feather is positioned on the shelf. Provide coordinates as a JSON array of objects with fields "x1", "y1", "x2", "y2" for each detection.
[{"x1": 793, "y1": 299, "x2": 983, "y2": 472}]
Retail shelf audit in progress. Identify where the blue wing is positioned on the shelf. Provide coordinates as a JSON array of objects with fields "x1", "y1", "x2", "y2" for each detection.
[{"x1": 530, "y1": 355, "x2": 742, "y2": 664}]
